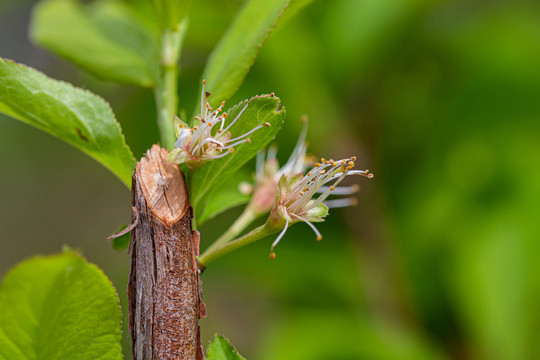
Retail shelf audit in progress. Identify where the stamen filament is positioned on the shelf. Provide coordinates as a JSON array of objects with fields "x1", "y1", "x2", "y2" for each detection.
[
  {"x1": 271, "y1": 216, "x2": 289, "y2": 250},
  {"x1": 200, "y1": 80, "x2": 206, "y2": 117},
  {"x1": 221, "y1": 138, "x2": 251, "y2": 149},
  {"x1": 324, "y1": 198, "x2": 358, "y2": 208},
  {"x1": 223, "y1": 102, "x2": 249, "y2": 132},
  {"x1": 316, "y1": 184, "x2": 359, "y2": 195},
  {"x1": 206, "y1": 151, "x2": 231, "y2": 159},
  {"x1": 291, "y1": 213, "x2": 322, "y2": 240},
  {"x1": 227, "y1": 123, "x2": 267, "y2": 142}
]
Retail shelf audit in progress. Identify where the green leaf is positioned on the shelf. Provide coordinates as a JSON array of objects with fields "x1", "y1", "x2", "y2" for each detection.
[
  {"x1": 191, "y1": 94, "x2": 285, "y2": 214},
  {"x1": 198, "y1": 167, "x2": 253, "y2": 225},
  {"x1": 200, "y1": 0, "x2": 290, "y2": 108},
  {"x1": 275, "y1": 0, "x2": 317, "y2": 32},
  {"x1": 31, "y1": 0, "x2": 159, "y2": 87},
  {"x1": 0, "y1": 252, "x2": 123, "y2": 360},
  {"x1": 206, "y1": 334, "x2": 246, "y2": 360},
  {"x1": 152, "y1": 0, "x2": 191, "y2": 30},
  {"x1": 0, "y1": 58, "x2": 134, "y2": 187}
]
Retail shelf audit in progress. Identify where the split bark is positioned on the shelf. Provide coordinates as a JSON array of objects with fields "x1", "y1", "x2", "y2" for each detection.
[{"x1": 128, "y1": 145, "x2": 206, "y2": 360}]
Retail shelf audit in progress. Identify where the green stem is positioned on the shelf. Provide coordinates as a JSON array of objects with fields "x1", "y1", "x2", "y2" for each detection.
[
  {"x1": 204, "y1": 208, "x2": 258, "y2": 256},
  {"x1": 198, "y1": 222, "x2": 279, "y2": 267},
  {"x1": 155, "y1": 20, "x2": 188, "y2": 149}
]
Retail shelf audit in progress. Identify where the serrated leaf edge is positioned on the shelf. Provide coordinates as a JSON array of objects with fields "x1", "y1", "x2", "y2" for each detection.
[{"x1": 0, "y1": 57, "x2": 135, "y2": 187}]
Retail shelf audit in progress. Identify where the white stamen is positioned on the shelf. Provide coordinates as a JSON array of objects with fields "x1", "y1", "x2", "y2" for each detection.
[
  {"x1": 220, "y1": 138, "x2": 250, "y2": 150},
  {"x1": 316, "y1": 185, "x2": 359, "y2": 195},
  {"x1": 279, "y1": 119, "x2": 308, "y2": 176},
  {"x1": 256, "y1": 150, "x2": 266, "y2": 179},
  {"x1": 267, "y1": 145, "x2": 278, "y2": 161},
  {"x1": 347, "y1": 170, "x2": 374, "y2": 178},
  {"x1": 170, "y1": 82, "x2": 272, "y2": 167},
  {"x1": 227, "y1": 124, "x2": 266, "y2": 142},
  {"x1": 206, "y1": 138, "x2": 224, "y2": 147},
  {"x1": 223, "y1": 102, "x2": 249, "y2": 132},
  {"x1": 324, "y1": 198, "x2": 358, "y2": 208},
  {"x1": 206, "y1": 152, "x2": 232, "y2": 159},
  {"x1": 271, "y1": 216, "x2": 289, "y2": 250},
  {"x1": 200, "y1": 81, "x2": 206, "y2": 117},
  {"x1": 306, "y1": 170, "x2": 349, "y2": 211},
  {"x1": 291, "y1": 213, "x2": 322, "y2": 240}
]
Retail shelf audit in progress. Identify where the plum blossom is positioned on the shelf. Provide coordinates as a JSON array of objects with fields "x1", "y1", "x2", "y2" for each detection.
[
  {"x1": 168, "y1": 80, "x2": 270, "y2": 168},
  {"x1": 268, "y1": 156, "x2": 373, "y2": 256}
]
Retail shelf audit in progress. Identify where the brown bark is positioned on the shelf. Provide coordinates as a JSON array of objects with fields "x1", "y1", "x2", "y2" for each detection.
[{"x1": 128, "y1": 145, "x2": 205, "y2": 360}]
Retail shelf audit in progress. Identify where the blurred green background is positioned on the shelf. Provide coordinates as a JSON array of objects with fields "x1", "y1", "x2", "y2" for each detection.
[{"x1": 1, "y1": 0, "x2": 540, "y2": 359}]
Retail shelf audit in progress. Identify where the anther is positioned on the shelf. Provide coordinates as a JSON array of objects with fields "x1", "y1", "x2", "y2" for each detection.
[
  {"x1": 205, "y1": 91, "x2": 211, "y2": 97},
  {"x1": 330, "y1": 186, "x2": 335, "y2": 191},
  {"x1": 264, "y1": 122, "x2": 271, "y2": 127},
  {"x1": 269, "y1": 252, "x2": 276, "y2": 260},
  {"x1": 316, "y1": 235, "x2": 323, "y2": 241}
]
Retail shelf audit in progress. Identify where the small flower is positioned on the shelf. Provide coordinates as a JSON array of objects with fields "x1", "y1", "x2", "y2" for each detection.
[
  {"x1": 168, "y1": 80, "x2": 270, "y2": 168},
  {"x1": 267, "y1": 156, "x2": 373, "y2": 256},
  {"x1": 244, "y1": 117, "x2": 310, "y2": 215}
]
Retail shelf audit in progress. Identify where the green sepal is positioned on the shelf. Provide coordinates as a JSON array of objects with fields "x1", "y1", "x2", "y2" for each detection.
[{"x1": 303, "y1": 202, "x2": 329, "y2": 223}]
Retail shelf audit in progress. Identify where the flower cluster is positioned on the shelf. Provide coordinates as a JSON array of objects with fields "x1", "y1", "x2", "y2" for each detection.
[
  {"x1": 268, "y1": 156, "x2": 373, "y2": 256},
  {"x1": 168, "y1": 80, "x2": 270, "y2": 168},
  {"x1": 243, "y1": 117, "x2": 310, "y2": 215}
]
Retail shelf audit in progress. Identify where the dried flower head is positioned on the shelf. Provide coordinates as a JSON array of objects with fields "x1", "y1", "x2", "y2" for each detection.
[
  {"x1": 268, "y1": 156, "x2": 373, "y2": 255},
  {"x1": 168, "y1": 80, "x2": 270, "y2": 168}
]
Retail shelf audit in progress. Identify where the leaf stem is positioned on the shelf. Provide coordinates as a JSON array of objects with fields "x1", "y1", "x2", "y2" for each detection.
[
  {"x1": 155, "y1": 20, "x2": 188, "y2": 149},
  {"x1": 204, "y1": 207, "x2": 258, "y2": 255},
  {"x1": 198, "y1": 221, "x2": 279, "y2": 267}
]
